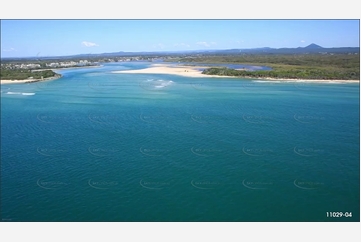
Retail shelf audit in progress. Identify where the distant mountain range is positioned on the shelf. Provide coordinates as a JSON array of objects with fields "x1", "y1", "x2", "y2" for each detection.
[
  {"x1": 3, "y1": 44, "x2": 360, "y2": 60},
  {"x1": 79, "y1": 43, "x2": 359, "y2": 56},
  {"x1": 210, "y1": 43, "x2": 359, "y2": 55}
]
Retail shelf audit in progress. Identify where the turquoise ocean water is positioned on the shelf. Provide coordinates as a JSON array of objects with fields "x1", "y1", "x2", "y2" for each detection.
[{"x1": 1, "y1": 62, "x2": 359, "y2": 222}]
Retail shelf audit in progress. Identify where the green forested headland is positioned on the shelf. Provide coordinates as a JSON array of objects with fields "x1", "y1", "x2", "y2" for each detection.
[{"x1": 0, "y1": 69, "x2": 59, "y2": 80}]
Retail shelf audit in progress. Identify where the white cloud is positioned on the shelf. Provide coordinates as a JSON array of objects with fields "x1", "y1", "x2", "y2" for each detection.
[
  {"x1": 153, "y1": 43, "x2": 165, "y2": 49},
  {"x1": 2, "y1": 47, "x2": 16, "y2": 52},
  {"x1": 174, "y1": 43, "x2": 190, "y2": 48},
  {"x1": 196, "y1": 41, "x2": 210, "y2": 47},
  {"x1": 196, "y1": 41, "x2": 216, "y2": 47},
  {"x1": 301, "y1": 40, "x2": 306, "y2": 43},
  {"x1": 81, "y1": 41, "x2": 99, "y2": 47}
]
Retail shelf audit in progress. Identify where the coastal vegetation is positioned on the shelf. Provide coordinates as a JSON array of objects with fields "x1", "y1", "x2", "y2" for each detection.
[
  {"x1": 1, "y1": 53, "x2": 359, "y2": 80},
  {"x1": 0, "y1": 69, "x2": 59, "y2": 80},
  {"x1": 176, "y1": 54, "x2": 360, "y2": 80}
]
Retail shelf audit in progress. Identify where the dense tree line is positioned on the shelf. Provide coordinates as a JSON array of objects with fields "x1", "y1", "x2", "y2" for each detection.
[
  {"x1": 0, "y1": 69, "x2": 59, "y2": 80},
  {"x1": 202, "y1": 67, "x2": 359, "y2": 80},
  {"x1": 178, "y1": 54, "x2": 360, "y2": 80},
  {"x1": 177, "y1": 54, "x2": 359, "y2": 68}
]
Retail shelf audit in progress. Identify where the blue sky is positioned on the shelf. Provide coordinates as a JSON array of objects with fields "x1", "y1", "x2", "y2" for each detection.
[{"x1": 1, "y1": 20, "x2": 359, "y2": 58}]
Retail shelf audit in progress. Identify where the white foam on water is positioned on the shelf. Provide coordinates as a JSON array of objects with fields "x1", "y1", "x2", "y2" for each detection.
[
  {"x1": 145, "y1": 79, "x2": 174, "y2": 89},
  {"x1": 252, "y1": 80, "x2": 282, "y2": 83},
  {"x1": 6, "y1": 92, "x2": 21, "y2": 95},
  {"x1": 5, "y1": 91, "x2": 35, "y2": 96}
]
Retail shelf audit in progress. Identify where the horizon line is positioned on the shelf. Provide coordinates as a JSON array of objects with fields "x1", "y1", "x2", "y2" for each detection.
[{"x1": 2, "y1": 45, "x2": 360, "y2": 59}]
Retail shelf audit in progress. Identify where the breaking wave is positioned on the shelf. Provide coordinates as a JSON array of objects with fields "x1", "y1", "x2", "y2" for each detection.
[
  {"x1": 6, "y1": 92, "x2": 35, "y2": 96},
  {"x1": 140, "y1": 79, "x2": 174, "y2": 90}
]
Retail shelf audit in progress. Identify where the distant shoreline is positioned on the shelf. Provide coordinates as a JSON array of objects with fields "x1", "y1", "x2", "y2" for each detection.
[
  {"x1": 29, "y1": 65, "x2": 102, "y2": 72},
  {"x1": 113, "y1": 63, "x2": 360, "y2": 83},
  {"x1": 50, "y1": 65, "x2": 102, "y2": 71}
]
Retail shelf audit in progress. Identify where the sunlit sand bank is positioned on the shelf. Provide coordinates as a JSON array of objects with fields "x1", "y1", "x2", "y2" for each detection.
[
  {"x1": 1, "y1": 75, "x2": 61, "y2": 85},
  {"x1": 112, "y1": 64, "x2": 235, "y2": 78}
]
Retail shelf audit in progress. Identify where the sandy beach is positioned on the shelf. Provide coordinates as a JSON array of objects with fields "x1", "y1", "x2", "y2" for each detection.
[
  {"x1": 113, "y1": 63, "x2": 360, "y2": 83},
  {"x1": 1, "y1": 75, "x2": 62, "y2": 85},
  {"x1": 112, "y1": 64, "x2": 236, "y2": 78},
  {"x1": 1, "y1": 79, "x2": 30, "y2": 84}
]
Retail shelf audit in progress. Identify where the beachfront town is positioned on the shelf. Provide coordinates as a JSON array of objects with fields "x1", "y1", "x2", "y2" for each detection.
[
  {"x1": 1, "y1": 60, "x2": 96, "y2": 70},
  {"x1": 0, "y1": 55, "x2": 181, "y2": 70}
]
